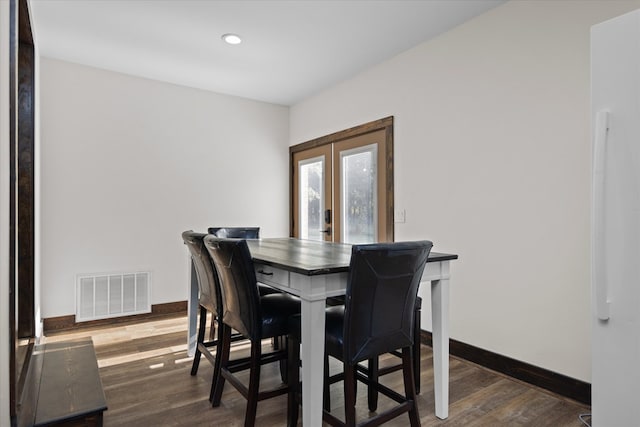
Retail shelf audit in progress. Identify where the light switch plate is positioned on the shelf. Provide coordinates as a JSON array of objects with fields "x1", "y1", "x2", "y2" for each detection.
[{"x1": 394, "y1": 209, "x2": 406, "y2": 223}]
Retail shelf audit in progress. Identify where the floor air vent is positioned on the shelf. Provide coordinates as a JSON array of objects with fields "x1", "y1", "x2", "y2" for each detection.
[{"x1": 76, "y1": 272, "x2": 151, "y2": 322}]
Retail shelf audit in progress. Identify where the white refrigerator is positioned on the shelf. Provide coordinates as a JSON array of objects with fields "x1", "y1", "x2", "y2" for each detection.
[{"x1": 591, "y1": 9, "x2": 640, "y2": 427}]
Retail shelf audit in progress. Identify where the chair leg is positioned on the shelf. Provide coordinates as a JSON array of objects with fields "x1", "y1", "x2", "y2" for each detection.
[
  {"x1": 287, "y1": 335, "x2": 300, "y2": 427},
  {"x1": 209, "y1": 320, "x2": 224, "y2": 403},
  {"x1": 280, "y1": 336, "x2": 288, "y2": 384},
  {"x1": 324, "y1": 355, "x2": 331, "y2": 411},
  {"x1": 401, "y1": 347, "x2": 420, "y2": 427},
  {"x1": 413, "y1": 302, "x2": 421, "y2": 394},
  {"x1": 244, "y1": 341, "x2": 262, "y2": 427},
  {"x1": 367, "y1": 357, "x2": 379, "y2": 412},
  {"x1": 344, "y1": 363, "x2": 357, "y2": 427},
  {"x1": 209, "y1": 315, "x2": 220, "y2": 341},
  {"x1": 190, "y1": 306, "x2": 207, "y2": 376},
  {"x1": 211, "y1": 324, "x2": 231, "y2": 407}
]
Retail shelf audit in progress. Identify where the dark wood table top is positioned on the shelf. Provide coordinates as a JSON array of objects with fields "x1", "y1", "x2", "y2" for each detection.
[
  {"x1": 34, "y1": 340, "x2": 107, "y2": 426},
  {"x1": 247, "y1": 238, "x2": 458, "y2": 276}
]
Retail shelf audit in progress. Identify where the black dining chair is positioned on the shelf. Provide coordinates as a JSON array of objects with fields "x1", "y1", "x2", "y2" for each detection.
[
  {"x1": 208, "y1": 226, "x2": 281, "y2": 347},
  {"x1": 181, "y1": 230, "x2": 226, "y2": 403},
  {"x1": 182, "y1": 230, "x2": 285, "y2": 404},
  {"x1": 287, "y1": 241, "x2": 432, "y2": 427},
  {"x1": 208, "y1": 226, "x2": 260, "y2": 239},
  {"x1": 325, "y1": 294, "x2": 424, "y2": 409},
  {"x1": 204, "y1": 236, "x2": 301, "y2": 427},
  {"x1": 206, "y1": 227, "x2": 291, "y2": 306},
  {"x1": 208, "y1": 227, "x2": 280, "y2": 293}
]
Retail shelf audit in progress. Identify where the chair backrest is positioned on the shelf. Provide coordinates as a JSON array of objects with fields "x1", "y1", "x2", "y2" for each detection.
[
  {"x1": 181, "y1": 230, "x2": 221, "y2": 315},
  {"x1": 343, "y1": 241, "x2": 432, "y2": 364},
  {"x1": 203, "y1": 236, "x2": 261, "y2": 341},
  {"x1": 208, "y1": 227, "x2": 260, "y2": 239}
]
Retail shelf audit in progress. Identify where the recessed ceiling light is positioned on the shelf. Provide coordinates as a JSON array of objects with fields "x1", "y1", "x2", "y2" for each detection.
[{"x1": 222, "y1": 33, "x2": 242, "y2": 45}]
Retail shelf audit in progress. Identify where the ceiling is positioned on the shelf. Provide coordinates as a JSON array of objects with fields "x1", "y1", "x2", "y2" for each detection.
[{"x1": 29, "y1": 0, "x2": 506, "y2": 106}]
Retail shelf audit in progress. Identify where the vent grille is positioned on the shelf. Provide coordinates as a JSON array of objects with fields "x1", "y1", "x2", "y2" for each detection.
[{"x1": 76, "y1": 272, "x2": 151, "y2": 322}]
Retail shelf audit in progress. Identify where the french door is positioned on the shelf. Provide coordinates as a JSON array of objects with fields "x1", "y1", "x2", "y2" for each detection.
[
  {"x1": 291, "y1": 117, "x2": 393, "y2": 244},
  {"x1": 292, "y1": 145, "x2": 332, "y2": 241}
]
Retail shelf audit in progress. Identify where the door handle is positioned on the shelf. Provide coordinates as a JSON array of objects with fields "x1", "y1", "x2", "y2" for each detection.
[{"x1": 321, "y1": 226, "x2": 331, "y2": 236}]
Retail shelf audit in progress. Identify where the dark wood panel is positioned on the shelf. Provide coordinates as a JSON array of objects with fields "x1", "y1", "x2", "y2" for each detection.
[
  {"x1": 11, "y1": 1, "x2": 37, "y2": 423},
  {"x1": 42, "y1": 315, "x2": 76, "y2": 333},
  {"x1": 9, "y1": 0, "x2": 18, "y2": 419},
  {"x1": 34, "y1": 340, "x2": 107, "y2": 426},
  {"x1": 43, "y1": 301, "x2": 188, "y2": 334},
  {"x1": 289, "y1": 116, "x2": 394, "y2": 154},
  {"x1": 16, "y1": 340, "x2": 42, "y2": 427},
  {"x1": 421, "y1": 330, "x2": 591, "y2": 405},
  {"x1": 17, "y1": 39, "x2": 35, "y2": 339},
  {"x1": 383, "y1": 122, "x2": 394, "y2": 242},
  {"x1": 247, "y1": 238, "x2": 457, "y2": 276},
  {"x1": 17, "y1": 0, "x2": 32, "y2": 44},
  {"x1": 247, "y1": 238, "x2": 352, "y2": 275},
  {"x1": 150, "y1": 300, "x2": 187, "y2": 316}
]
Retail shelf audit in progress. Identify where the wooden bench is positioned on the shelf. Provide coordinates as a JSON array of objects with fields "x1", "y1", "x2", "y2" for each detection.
[{"x1": 33, "y1": 339, "x2": 107, "y2": 426}]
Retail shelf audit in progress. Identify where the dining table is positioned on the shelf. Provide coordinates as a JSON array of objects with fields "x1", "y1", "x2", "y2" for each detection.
[{"x1": 186, "y1": 237, "x2": 457, "y2": 426}]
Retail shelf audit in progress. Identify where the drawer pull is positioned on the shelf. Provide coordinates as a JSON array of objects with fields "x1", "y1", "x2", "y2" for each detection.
[{"x1": 257, "y1": 270, "x2": 273, "y2": 276}]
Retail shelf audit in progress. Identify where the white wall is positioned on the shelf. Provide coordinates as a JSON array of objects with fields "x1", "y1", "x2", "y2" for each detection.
[
  {"x1": 39, "y1": 58, "x2": 290, "y2": 318},
  {"x1": 290, "y1": 0, "x2": 640, "y2": 382},
  {"x1": 1, "y1": 1, "x2": 12, "y2": 424}
]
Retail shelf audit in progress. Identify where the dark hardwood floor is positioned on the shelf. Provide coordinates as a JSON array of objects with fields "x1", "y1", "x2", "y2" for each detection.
[{"x1": 43, "y1": 315, "x2": 590, "y2": 426}]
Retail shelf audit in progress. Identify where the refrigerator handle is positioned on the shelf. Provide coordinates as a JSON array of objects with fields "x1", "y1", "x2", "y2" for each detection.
[{"x1": 593, "y1": 110, "x2": 610, "y2": 320}]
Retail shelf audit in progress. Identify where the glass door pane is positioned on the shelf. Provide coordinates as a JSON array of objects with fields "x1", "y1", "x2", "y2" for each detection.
[
  {"x1": 340, "y1": 144, "x2": 377, "y2": 244},
  {"x1": 292, "y1": 144, "x2": 332, "y2": 241},
  {"x1": 333, "y1": 129, "x2": 387, "y2": 244},
  {"x1": 299, "y1": 156, "x2": 325, "y2": 241}
]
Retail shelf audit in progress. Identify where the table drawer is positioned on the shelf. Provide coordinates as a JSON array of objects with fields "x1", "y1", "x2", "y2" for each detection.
[{"x1": 255, "y1": 264, "x2": 290, "y2": 289}]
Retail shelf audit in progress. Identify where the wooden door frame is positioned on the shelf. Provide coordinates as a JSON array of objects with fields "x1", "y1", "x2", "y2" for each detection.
[{"x1": 289, "y1": 116, "x2": 394, "y2": 242}]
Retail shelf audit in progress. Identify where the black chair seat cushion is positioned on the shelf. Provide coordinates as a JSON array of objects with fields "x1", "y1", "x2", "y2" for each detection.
[
  {"x1": 260, "y1": 293, "x2": 300, "y2": 339},
  {"x1": 258, "y1": 283, "x2": 281, "y2": 296},
  {"x1": 322, "y1": 297, "x2": 422, "y2": 358}
]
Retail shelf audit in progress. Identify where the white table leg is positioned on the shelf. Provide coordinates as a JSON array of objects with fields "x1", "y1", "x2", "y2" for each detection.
[
  {"x1": 187, "y1": 260, "x2": 198, "y2": 357},
  {"x1": 301, "y1": 297, "x2": 326, "y2": 427},
  {"x1": 431, "y1": 262, "x2": 450, "y2": 419}
]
